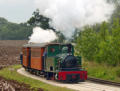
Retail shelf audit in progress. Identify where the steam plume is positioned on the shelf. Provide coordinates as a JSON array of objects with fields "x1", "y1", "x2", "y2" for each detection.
[
  {"x1": 34, "y1": 0, "x2": 114, "y2": 38},
  {"x1": 29, "y1": 27, "x2": 57, "y2": 43}
]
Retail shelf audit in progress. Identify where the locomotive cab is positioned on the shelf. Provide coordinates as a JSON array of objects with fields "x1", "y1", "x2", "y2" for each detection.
[{"x1": 44, "y1": 44, "x2": 75, "y2": 72}]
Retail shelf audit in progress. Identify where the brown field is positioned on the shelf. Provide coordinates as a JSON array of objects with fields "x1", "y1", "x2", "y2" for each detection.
[
  {"x1": 0, "y1": 40, "x2": 40, "y2": 91},
  {"x1": 0, "y1": 40, "x2": 27, "y2": 67}
]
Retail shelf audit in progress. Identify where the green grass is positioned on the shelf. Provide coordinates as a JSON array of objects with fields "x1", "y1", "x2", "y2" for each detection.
[
  {"x1": 83, "y1": 61, "x2": 120, "y2": 82},
  {"x1": 0, "y1": 65, "x2": 74, "y2": 91}
]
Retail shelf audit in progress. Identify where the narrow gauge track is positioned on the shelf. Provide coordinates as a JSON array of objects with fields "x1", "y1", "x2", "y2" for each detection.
[{"x1": 87, "y1": 77, "x2": 120, "y2": 87}]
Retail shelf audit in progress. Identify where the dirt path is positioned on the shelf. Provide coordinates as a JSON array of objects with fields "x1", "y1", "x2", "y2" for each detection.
[{"x1": 18, "y1": 68, "x2": 120, "y2": 91}]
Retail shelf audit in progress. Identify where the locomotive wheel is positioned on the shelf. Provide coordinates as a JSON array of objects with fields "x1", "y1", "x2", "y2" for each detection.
[
  {"x1": 46, "y1": 72, "x2": 50, "y2": 80},
  {"x1": 46, "y1": 72, "x2": 54, "y2": 80},
  {"x1": 28, "y1": 68, "x2": 31, "y2": 72},
  {"x1": 44, "y1": 73, "x2": 47, "y2": 78},
  {"x1": 35, "y1": 71, "x2": 40, "y2": 76}
]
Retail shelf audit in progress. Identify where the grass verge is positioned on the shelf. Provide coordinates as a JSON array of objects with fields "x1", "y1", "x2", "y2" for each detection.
[
  {"x1": 0, "y1": 65, "x2": 74, "y2": 91},
  {"x1": 83, "y1": 61, "x2": 120, "y2": 82}
]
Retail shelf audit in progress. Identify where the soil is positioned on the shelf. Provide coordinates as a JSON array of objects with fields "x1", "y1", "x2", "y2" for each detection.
[
  {"x1": 0, "y1": 40, "x2": 43, "y2": 91},
  {"x1": 0, "y1": 76, "x2": 43, "y2": 91},
  {"x1": 0, "y1": 40, "x2": 27, "y2": 67}
]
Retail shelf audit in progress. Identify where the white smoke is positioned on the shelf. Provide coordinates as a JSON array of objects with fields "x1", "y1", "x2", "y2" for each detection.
[
  {"x1": 34, "y1": 0, "x2": 114, "y2": 38},
  {"x1": 29, "y1": 27, "x2": 57, "y2": 43}
]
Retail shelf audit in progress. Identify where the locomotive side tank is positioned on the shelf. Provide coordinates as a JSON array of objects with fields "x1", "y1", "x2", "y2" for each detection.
[{"x1": 21, "y1": 43, "x2": 87, "y2": 82}]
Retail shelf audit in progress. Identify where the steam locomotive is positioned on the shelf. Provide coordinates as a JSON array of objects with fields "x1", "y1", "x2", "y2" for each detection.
[{"x1": 20, "y1": 43, "x2": 87, "y2": 82}]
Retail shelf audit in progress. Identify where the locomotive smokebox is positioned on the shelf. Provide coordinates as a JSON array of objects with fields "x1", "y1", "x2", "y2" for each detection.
[{"x1": 61, "y1": 55, "x2": 77, "y2": 68}]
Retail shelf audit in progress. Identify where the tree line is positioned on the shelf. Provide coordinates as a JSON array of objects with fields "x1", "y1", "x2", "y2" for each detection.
[{"x1": 0, "y1": 18, "x2": 32, "y2": 40}]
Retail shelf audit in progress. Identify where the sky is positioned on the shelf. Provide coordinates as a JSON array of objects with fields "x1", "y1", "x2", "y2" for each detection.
[
  {"x1": 0, "y1": 0, "x2": 36, "y2": 23},
  {"x1": 0, "y1": 0, "x2": 115, "y2": 25}
]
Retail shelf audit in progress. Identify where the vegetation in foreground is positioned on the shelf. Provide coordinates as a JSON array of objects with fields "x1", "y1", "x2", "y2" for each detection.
[
  {"x1": 0, "y1": 65, "x2": 74, "y2": 91},
  {"x1": 83, "y1": 61, "x2": 120, "y2": 82}
]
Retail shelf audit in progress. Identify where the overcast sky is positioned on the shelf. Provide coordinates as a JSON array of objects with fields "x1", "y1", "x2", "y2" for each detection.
[{"x1": 0, "y1": 0, "x2": 36, "y2": 23}]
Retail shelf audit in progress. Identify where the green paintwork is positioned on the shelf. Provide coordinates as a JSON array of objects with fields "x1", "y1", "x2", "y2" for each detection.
[
  {"x1": 47, "y1": 45, "x2": 60, "y2": 57},
  {"x1": 54, "y1": 57, "x2": 59, "y2": 70},
  {"x1": 72, "y1": 46, "x2": 74, "y2": 55}
]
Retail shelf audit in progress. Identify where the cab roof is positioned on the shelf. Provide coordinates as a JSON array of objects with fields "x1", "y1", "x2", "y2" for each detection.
[{"x1": 23, "y1": 43, "x2": 72, "y2": 48}]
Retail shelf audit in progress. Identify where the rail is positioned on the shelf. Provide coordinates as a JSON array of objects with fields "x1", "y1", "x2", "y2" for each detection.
[{"x1": 87, "y1": 77, "x2": 120, "y2": 87}]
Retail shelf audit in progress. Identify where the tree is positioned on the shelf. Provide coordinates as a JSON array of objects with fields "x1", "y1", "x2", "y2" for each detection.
[
  {"x1": 75, "y1": 26, "x2": 99, "y2": 61},
  {"x1": 27, "y1": 9, "x2": 53, "y2": 30}
]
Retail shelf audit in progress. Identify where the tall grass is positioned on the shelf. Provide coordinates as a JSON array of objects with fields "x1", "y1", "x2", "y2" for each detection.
[{"x1": 83, "y1": 61, "x2": 120, "y2": 82}]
